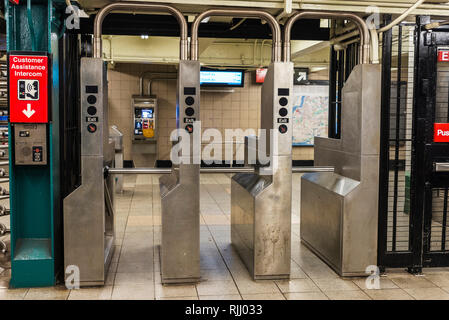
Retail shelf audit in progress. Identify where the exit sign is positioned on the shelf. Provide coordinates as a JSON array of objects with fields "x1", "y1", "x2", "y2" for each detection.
[{"x1": 438, "y1": 50, "x2": 449, "y2": 62}]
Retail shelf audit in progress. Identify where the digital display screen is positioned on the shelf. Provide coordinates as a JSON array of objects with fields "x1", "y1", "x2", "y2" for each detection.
[
  {"x1": 141, "y1": 108, "x2": 153, "y2": 119},
  {"x1": 200, "y1": 69, "x2": 244, "y2": 87}
]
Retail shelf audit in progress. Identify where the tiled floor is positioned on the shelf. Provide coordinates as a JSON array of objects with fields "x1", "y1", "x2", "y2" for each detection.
[{"x1": 2, "y1": 173, "x2": 449, "y2": 300}]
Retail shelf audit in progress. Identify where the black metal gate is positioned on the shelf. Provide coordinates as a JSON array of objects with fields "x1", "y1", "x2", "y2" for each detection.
[{"x1": 378, "y1": 16, "x2": 449, "y2": 271}]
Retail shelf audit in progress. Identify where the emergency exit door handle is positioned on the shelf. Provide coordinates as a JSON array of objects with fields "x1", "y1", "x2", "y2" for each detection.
[{"x1": 434, "y1": 162, "x2": 449, "y2": 172}]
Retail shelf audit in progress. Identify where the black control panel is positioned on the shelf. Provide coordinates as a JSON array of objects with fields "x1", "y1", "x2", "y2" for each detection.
[
  {"x1": 277, "y1": 88, "x2": 289, "y2": 134},
  {"x1": 32, "y1": 146, "x2": 43, "y2": 162},
  {"x1": 85, "y1": 85, "x2": 98, "y2": 134},
  {"x1": 183, "y1": 87, "x2": 197, "y2": 133}
]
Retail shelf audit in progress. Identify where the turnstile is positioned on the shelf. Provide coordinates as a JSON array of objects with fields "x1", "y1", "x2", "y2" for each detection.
[
  {"x1": 300, "y1": 64, "x2": 381, "y2": 276},
  {"x1": 63, "y1": 58, "x2": 115, "y2": 286},
  {"x1": 159, "y1": 60, "x2": 201, "y2": 284},
  {"x1": 231, "y1": 62, "x2": 293, "y2": 280}
]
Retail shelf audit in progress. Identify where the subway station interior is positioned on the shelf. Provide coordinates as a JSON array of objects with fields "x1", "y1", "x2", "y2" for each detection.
[{"x1": 4, "y1": 0, "x2": 449, "y2": 302}]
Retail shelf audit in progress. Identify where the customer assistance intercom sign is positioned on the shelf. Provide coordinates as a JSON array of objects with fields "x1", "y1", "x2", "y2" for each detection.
[{"x1": 8, "y1": 53, "x2": 49, "y2": 123}]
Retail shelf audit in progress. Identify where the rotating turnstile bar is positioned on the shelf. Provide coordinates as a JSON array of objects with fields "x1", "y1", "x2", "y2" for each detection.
[{"x1": 106, "y1": 166, "x2": 334, "y2": 175}]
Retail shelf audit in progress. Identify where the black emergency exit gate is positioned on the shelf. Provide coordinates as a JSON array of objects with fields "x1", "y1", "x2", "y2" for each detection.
[{"x1": 378, "y1": 16, "x2": 449, "y2": 272}]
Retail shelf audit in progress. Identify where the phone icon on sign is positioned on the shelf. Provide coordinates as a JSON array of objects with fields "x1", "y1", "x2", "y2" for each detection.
[{"x1": 18, "y1": 80, "x2": 39, "y2": 101}]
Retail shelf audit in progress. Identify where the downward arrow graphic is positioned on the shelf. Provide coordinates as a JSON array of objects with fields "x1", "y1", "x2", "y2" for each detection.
[{"x1": 22, "y1": 103, "x2": 35, "y2": 118}]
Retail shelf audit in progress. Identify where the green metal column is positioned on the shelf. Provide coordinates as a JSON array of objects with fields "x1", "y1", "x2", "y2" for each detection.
[{"x1": 6, "y1": 0, "x2": 64, "y2": 288}]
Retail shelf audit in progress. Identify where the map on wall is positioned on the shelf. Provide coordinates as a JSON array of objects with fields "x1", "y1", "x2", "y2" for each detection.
[{"x1": 292, "y1": 85, "x2": 329, "y2": 146}]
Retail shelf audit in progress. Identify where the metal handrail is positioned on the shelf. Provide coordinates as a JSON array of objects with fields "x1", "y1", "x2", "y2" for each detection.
[
  {"x1": 93, "y1": 2, "x2": 188, "y2": 60},
  {"x1": 283, "y1": 11, "x2": 370, "y2": 64},
  {"x1": 107, "y1": 166, "x2": 334, "y2": 175},
  {"x1": 191, "y1": 8, "x2": 282, "y2": 62}
]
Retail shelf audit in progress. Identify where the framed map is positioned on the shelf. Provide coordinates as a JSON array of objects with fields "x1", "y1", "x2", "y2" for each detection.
[{"x1": 292, "y1": 85, "x2": 329, "y2": 146}]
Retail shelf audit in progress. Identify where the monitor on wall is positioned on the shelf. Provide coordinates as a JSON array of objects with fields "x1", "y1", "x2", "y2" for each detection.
[{"x1": 200, "y1": 69, "x2": 245, "y2": 87}]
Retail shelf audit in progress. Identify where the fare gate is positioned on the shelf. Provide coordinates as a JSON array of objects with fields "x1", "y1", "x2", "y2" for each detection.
[{"x1": 378, "y1": 16, "x2": 449, "y2": 272}]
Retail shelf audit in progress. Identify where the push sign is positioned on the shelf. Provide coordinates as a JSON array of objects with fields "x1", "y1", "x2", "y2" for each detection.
[
  {"x1": 8, "y1": 53, "x2": 49, "y2": 123},
  {"x1": 434, "y1": 123, "x2": 449, "y2": 142}
]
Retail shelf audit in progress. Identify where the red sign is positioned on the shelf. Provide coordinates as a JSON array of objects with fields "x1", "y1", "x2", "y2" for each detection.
[
  {"x1": 434, "y1": 123, "x2": 449, "y2": 142},
  {"x1": 9, "y1": 54, "x2": 49, "y2": 123},
  {"x1": 256, "y1": 68, "x2": 267, "y2": 84},
  {"x1": 9, "y1": 0, "x2": 19, "y2": 4},
  {"x1": 438, "y1": 50, "x2": 449, "y2": 62}
]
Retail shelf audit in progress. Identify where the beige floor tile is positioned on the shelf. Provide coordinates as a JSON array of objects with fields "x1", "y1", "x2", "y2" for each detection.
[
  {"x1": 158, "y1": 296, "x2": 199, "y2": 300},
  {"x1": 325, "y1": 290, "x2": 371, "y2": 300},
  {"x1": 236, "y1": 279, "x2": 281, "y2": 295},
  {"x1": 312, "y1": 278, "x2": 360, "y2": 292},
  {"x1": 112, "y1": 284, "x2": 154, "y2": 300},
  {"x1": 426, "y1": 274, "x2": 449, "y2": 287},
  {"x1": 117, "y1": 260, "x2": 153, "y2": 273},
  {"x1": 242, "y1": 293, "x2": 285, "y2": 300},
  {"x1": 390, "y1": 275, "x2": 437, "y2": 289},
  {"x1": 290, "y1": 265, "x2": 308, "y2": 279},
  {"x1": 353, "y1": 277, "x2": 398, "y2": 290},
  {"x1": 285, "y1": 292, "x2": 329, "y2": 300},
  {"x1": 275, "y1": 279, "x2": 320, "y2": 293},
  {"x1": 201, "y1": 268, "x2": 233, "y2": 281},
  {"x1": 155, "y1": 284, "x2": 198, "y2": 298},
  {"x1": 25, "y1": 286, "x2": 70, "y2": 300},
  {"x1": 196, "y1": 280, "x2": 239, "y2": 296},
  {"x1": 404, "y1": 287, "x2": 449, "y2": 300},
  {"x1": 202, "y1": 215, "x2": 230, "y2": 225},
  {"x1": 0, "y1": 288, "x2": 27, "y2": 300},
  {"x1": 199, "y1": 294, "x2": 242, "y2": 300},
  {"x1": 364, "y1": 289, "x2": 414, "y2": 300},
  {"x1": 115, "y1": 272, "x2": 154, "y2": 285},
  {"x1": 105, "y1": 272, "x2": 116, "y2": 286},
  {"x1": 68, "y1": 286, "x2": 113, "y2": 300}
]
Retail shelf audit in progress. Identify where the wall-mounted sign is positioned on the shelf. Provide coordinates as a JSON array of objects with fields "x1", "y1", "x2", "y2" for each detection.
[
  {"x1": 8, "y1": 53, "x2": 49, "y2": 123},
  {"x1": 438, "y1": 50, "x2": 449, "y2": 62},
  {"x1": 255, "y1": 68, "x2": 267, "y2": 84},
  {"x1": 9, "y1": 0, "x2": 19, "y2": 4},
  {"x1": 294, "y1": 68, "x2": 309, "y2": 85},
  {"x1": 434, "y1": 123, "x2": 449, "y2": 142}
]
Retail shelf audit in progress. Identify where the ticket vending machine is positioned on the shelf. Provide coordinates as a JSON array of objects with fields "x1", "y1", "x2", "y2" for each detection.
[
  {"x1": 63, "y1": 58, "x2": 115, "y2": 286},
  {"x1": 132, "y1": 96, "x2": 157, "y2": 141}
]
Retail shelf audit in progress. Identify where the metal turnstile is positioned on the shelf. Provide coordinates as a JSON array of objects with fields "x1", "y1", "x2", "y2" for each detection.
[
  {"x1": 300, "y1": 64, "x2": 381, "y2": 277},
  {"x1": 63, "y1": 58, "x2": 115, "y2": 286},
  {"x1": 231, "y1": 62, "x2": 293, "y2": 280},
  {"x1": 159, "y1": 60, "x2": 201, "y2": 284}
]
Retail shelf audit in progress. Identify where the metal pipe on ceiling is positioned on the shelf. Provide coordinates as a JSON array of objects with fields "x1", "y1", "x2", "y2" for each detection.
[
  {"x1": 284, "y1": 11, "x2": 370, "y2": 64},
  {"x1": 93, "y1": 2, "x2": 188, "y2": 60},
  {"x1": 191, "y1": 8, "x2": 282, "y2": 62}
]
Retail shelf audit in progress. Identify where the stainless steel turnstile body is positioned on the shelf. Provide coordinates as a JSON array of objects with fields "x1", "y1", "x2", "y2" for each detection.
[
  {"x1": 301, "y1": 64, "x2": 381, "y2": 276},
  {"x1": 231, "y1": 62, "x2": 293, "y2": 280},
  {"x1": 63, "y1": 58, "x2": 115, "y2": 286},
  {"x1": 159, "y1": 60, "x2": 200, "y2": 284}
]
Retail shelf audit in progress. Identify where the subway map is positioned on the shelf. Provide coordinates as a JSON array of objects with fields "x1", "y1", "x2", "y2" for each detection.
[{"x1": 292, "y1": 86, "x2": 329, "y2": 146}]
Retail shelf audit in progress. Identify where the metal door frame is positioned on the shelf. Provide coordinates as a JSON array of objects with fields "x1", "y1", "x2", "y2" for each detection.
[{"x1": 378, "y1": 15, "x2": 449, "y2": 272}]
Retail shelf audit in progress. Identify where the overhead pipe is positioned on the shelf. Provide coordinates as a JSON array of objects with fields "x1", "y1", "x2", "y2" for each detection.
[
  {"x1": 139, "y1": 71, "x2": 177, "y2": 96},
  {"x1": 191, "y1": 8, "x2": 282, "y2": 62},
  {"x1": 93, "y1": 2, "x2": 188, "y2": 60},
  {"x1": 284, "y1": 11, "x2": 370, "y2": 64}
]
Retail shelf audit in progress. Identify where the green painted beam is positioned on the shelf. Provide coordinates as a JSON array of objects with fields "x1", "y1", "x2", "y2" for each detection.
[{"x1": 6, "y1": 0, "x2": 65, "y2": 288}]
